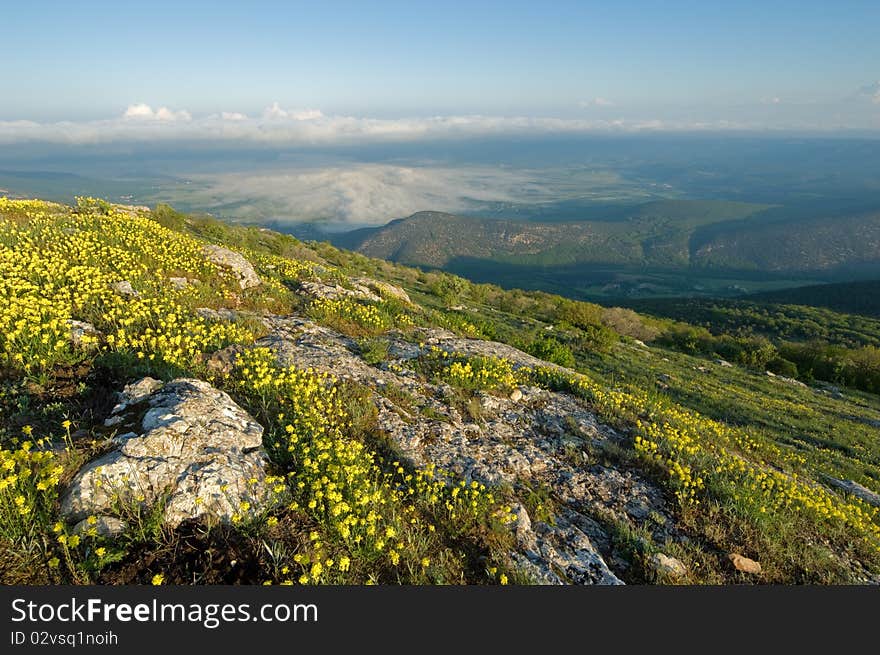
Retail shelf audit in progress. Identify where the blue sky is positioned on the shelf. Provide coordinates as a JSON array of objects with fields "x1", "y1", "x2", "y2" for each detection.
[{"x1": 1, "y1": 0, "x2": 879, "y2": 136}]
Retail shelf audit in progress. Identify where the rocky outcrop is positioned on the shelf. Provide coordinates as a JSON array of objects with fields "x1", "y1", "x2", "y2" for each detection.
[
  {"x1": 61, "y1": 377, "x2": 277, "y2": 530},
  {"x1": 202, "y1": 245, "x2": 262, "y2": 290},
  {"x1": 255, "y1": 316, "x2": 683, "y2": 585},
  {"x1": 826, "y1": 477, "x2": 880, "y2": 508},
  {"x1": 350, "y1": 277, "x2": 412, "y2": 304},
  {"x1": 66, "y1": 319, "x2": 102, "y2": 349},
  {"x1": 297, "y1": 280, "x2": 381, "y2": 302},
  {"x1": 110, "y1": 280, "x2": 139, "y2": 298},
  {"x1": 296, "y1": 276, "x2": 411, "y2": 304}
]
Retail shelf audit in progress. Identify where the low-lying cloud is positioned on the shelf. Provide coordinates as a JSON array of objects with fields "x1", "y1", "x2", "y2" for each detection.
[
  {"x1": 0, "y1": 102, "x2": 756, "y2": 146},
  {"x1": 174, "y1": 164, "x2": 569, "y2": 225}
]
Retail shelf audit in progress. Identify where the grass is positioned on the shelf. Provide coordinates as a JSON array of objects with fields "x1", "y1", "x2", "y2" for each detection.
[{"x1": 2, "y1": 196, "x2": 880, "y2": 585}]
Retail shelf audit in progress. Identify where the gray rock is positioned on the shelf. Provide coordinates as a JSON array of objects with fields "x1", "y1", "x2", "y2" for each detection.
[
  {"x1": 827, "y1": 477, "x2": 880, "y2": 507},
  {"x1": 253, "y1": 316, "x2": 682, "y2": 585},
  {"x1": 66, "y1": 319, "x2": 102, "y2": 349},
  {"x1": 350, "y1": 277, "x2": 412, "y2": 304},
  {"x1": 650, "y1": 553, "x2": 688, "y2": 578},
  {"x1": 297, "y1": 280, "x2": 381, "y2": 302},
  {"x1": 195, "y1": 307, "x2": 238, "y2": 322},
  {"x1": 61, "y1": 378, "x2": 277, "y2": 529},
  {"x1": 715, "y1": 359, "x2": 733, "y2": 367},
  {"x1": 202, "y1": 245, "x2": 262, "y2": 290},
  {"x1": 203, "y1": 344, "x2": 244, "y2": 376},
  {"x1": 72, "y1": 515, "x2": 127, "y2": 538},
  {"x1": 110, "y1": 280, "x2": 139, "y2": 297},
  {"x1": 168, "y1": 276, "x2": 190, "y2": 289}
]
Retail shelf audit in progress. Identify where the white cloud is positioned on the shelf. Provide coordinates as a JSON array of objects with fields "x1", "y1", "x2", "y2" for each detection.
[
  {"x1": 0, "y1": 106, "x2": 791, "y2": 147},
  {"x1": 263, "y1": 102, "x2": 323, "y2": 120},
  {"x1": 579, "y1": 97, "x2": 614, "y2": 108},
  {"x1": 123, "y1": 103, "x2": 191, "y2": 121}
]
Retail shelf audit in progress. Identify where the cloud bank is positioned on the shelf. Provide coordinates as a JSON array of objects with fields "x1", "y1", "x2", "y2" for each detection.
[
  {"x1": 0, "y1": 102, "x2": 760, "y2": 146},
  {"x1": 171, "y1": 163, "x2": 589, "y2": 225}
]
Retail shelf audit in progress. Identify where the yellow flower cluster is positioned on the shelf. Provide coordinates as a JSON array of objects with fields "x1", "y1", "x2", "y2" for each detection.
[
  {"x1": 232, "y1": 348, "x2": 516, "y2": 583},
  {"x1": 0, "y1": 435, "x2": 63, "y2": 543},
  {"x1": 421, "y1": 347, "x2": 518, "y2": 392},
  {"x1": 521, "y1": 365, "x2": 880, "y2": 553},
  {"x1": 0, "y1": 197, "x2": 253, "y2": 372},
  {"x1": 307, "y1": 297, "x2": 390, "y2": 335}
]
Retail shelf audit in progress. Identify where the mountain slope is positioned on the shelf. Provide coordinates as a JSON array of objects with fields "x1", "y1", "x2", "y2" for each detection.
[
  {"x1": 331, "y1": 203, "x2": 880, "y2": 299},
  {"x1": 2, "y1": 196, "x2": 879, "y2": 586}
]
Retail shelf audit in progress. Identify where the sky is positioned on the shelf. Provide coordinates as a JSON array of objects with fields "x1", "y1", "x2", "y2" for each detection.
[{"x1": 1, "y1": 0, "x2": 879, "y2": 143}]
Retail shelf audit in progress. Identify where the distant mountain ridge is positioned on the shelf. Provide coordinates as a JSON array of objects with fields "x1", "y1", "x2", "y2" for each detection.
[{"x1": 331, "y1": 201, "x2": 880, "y2": 279}]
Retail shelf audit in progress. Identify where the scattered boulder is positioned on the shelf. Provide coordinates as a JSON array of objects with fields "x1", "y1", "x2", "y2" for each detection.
[
  {"x1": 195, "y1": 307, "x2": 237, "y2": 322},
  {"x1": 649, "y1": 553, "x2": 688, "y2": 578},
  {"x1": 202, "y1": 245, "x2": 262, "y2": 290},
  {"x1": 509, "y1": 388, "x2": 524, "y2": 402},
  {"x1": 728, "y1": 553, "x2": 762, "y2": 574},
  {"x1": 110, "y1": 280, "x2": 139, "y2": 298},
  {"x1": 66, "y1": 319, "x2": 102, "y2": 349},
  {"x1": 168, "y1": 276, "x2": 191, "y2": 289},
  {"x1": 297, "y1": 280, "x2": 381, "y2": 302},
  {"x1": 715, "y1": 359, "x2": 733, "y2": 368},
  {"x1": 61, "y1": 378, "x2": 277, "y2": 529},
  {"x1": 254, "y1": 316, "x2": 681, "y2": 585},
  {"x1": 775, "y1": 375, "x2": 808, "y2": 389},
  {"x1": 72, "y1": 515, "x2": 127, "y2": 538},
  {"x1": 826, "y1": 478, "x2": 880, "y2": 508},
  {"x1": 351, "y1": 277, "x2": 411, "y2": 304},
  {"x1": 203, "y1": 344, "x2": 245, "y2": 376}
]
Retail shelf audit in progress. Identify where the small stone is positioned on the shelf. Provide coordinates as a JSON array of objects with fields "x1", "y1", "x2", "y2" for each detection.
[
  {"x1": 168, "y1": 276, "x2": 190, "y2": 289},
  {"x1": 202, "y1": 245, "x2": 262, "y2": 290},
  {"x1": 509, "y1": 388, "x2": 524, "y2": 402},
  {"x1": 110, "y1": 280, "x2": 139, "y2": 297},
  {"x1": 650, "y1": 553, "x2": 688, "y2": 578},
  {"x1": 826, "y1": 478, "x2": 880, "y2": 508},
  {"x1": 66, "y1": 320, "x2": 102, "y2": 349},
  {"x1": 204, "y1": 344, "x2": 244, "y2": 376},
  {"x1": 72, "y1": 516, "x2": 127, "y2": 538},
  {"x1": 729, "y1": 553, "x2": 762, "y2": 574},
  {"x1": 121, "y1": 377, "x2": 164, "y2": 406}
]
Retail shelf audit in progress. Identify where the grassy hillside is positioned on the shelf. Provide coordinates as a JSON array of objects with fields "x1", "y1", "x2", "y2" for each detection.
[
  {"x1": 331, "y1": 201, "x2": 880, "y2": 299},
  {"x1": 2, "y1": 196, "x2": 879, "y2": 585}
]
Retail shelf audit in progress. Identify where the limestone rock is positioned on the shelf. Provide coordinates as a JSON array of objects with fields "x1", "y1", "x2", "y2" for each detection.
[
  {"x1": 66, "y1": 320, "x2": 102, "y2": 349},
  {"x1": 350, "y1": 277, "x2": 412, "y2": 304},
  {"x1": 61, "y1": 378, "x2": 276, "y2": 529},
  {"x1": 72, "y1": 516, "x2": 127, "y2": 538},
  {"x1": 297, "y1": 280, "x2": 381, "y2": 302},
  {"x1": 729, "y1": 553, "x2": 762, "y2": 574},
  {"x1": 252, "y1": 316, "x2": 683, "y2": 585},
  {"x1": 650, "y1": 553, "x2": 687, "y2": 578},
  {"x1": 204, "y1": 344, "x2": 244, "y2": 376},
  {"x1": 195, "y1": 307, "x2": 238, "y2": 322},
  {"x1": 827, "y1": 478, "x2": 880, "y2": 508},
  {"x1": 110, "y1": 280, "x2": 139, "y2": 298},
  {"x1": 169, "y1": 276, "x2": 191, "y2": 289},
  {"x1": 202, "y1": 245, "x2": 262, "y2": 290}
]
